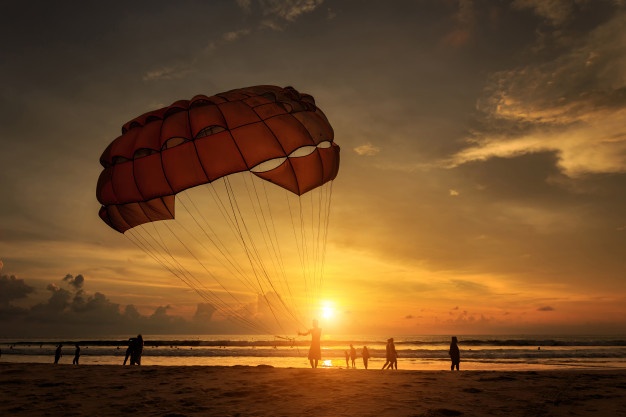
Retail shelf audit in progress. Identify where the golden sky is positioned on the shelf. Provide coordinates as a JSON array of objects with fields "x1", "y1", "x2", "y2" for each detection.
[{"x1": 1, "y1": 0, "x2": 626, "y2": 337}]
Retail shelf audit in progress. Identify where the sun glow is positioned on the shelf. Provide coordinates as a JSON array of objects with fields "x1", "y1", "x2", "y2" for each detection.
[{"x1": 321, "y1": 300, "x2": 335, "y2": 320}]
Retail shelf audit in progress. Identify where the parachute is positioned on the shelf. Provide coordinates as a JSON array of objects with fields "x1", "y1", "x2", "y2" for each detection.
[{"x1": 96, "y1": 85, "x2": 340, "y2": 335}]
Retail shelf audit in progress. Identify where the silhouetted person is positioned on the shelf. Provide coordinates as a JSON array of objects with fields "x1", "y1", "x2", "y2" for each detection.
[
  {"x1": 131, "y1": 334, "x2": 144, "y2": 365},
  {"x1": 382, "y1": 338, "x2": 397, "y2": 369},
  {"x1": 362, "y1": 346, "x2": 370, "y2": 369},
  {"x1": 298, "y1": 319, "x2": 321, "y2": 368},
  {"x1": 54, "y1": 344, "x2": 62, "y2": 364},
  {"x1": 449, "y1": 336, "x2": 460, "y2": 371},
  {"x1": 390, "y1": 338, "x2": 398, "y2": 369},
  {"x1": 72, "y1": 344, "x2": 80, "y2": 365},
  {"x1": 349, "y1": 344, "x2": 357, "y2": 368},
  {"x1": 344, "y1": 350, "x2": 349, "y2": 367},
  {"x1": 123, "y1": 338, "x2": 134, "y2": 365},
  {"x1": 382, "y1": 338, "x2": 392, "y2": 369}
]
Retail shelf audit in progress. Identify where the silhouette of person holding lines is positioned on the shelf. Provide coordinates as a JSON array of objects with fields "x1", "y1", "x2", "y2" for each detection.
[
  {"x1": 72, "y1": 344, "x2": 80, "y2": 365},
  {"x1": 362, "y1": 346, "x2": 370, "y2": 369},
  {"x1": 449, "y1": 336, "x2": 460, "y2": 371},
  {"x1": 298, "y1": 319, "x2": 321, "y2": 368},
  {"x1": 54, "y1": 343, "x2": 62, "y2": 364}
]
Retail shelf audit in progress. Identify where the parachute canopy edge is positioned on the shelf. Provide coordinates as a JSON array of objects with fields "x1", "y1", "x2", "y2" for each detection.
[{"x1": 96, "y1": 85, "x2": 340, "y2": 234}]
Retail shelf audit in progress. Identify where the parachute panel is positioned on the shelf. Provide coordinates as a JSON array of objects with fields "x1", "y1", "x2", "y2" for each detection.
[
  {"x1": 231, "y1": 123, "x2": 286, "y2": 168},
  {"x1": 162, "y1": 141, "x2": 209, "y2": 193},
  {"x1": 195, "y1": 131, "x2": 248, "y2": 181}
]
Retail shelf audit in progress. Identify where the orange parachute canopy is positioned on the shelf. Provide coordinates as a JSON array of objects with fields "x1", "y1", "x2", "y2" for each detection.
[{"x1": 96, "y1": 85, "x2": 340, "y2": 233}]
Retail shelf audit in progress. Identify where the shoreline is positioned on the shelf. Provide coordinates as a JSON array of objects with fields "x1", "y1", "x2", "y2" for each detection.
[{"x1": 2, "y1": 363, "x2": 625, "y2": 416}]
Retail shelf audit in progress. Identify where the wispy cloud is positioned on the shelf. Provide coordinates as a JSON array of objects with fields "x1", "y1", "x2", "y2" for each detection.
[
  {"x1": 353, "y1": 143, "x2": 381, "y2": 156},
  {"x1": 259, "y1": 0, "x2": 325, "y2": 21},
  {"x1": 512, "y1": 0, "x2": 574, "y2": 26},
  {"x1": 447, "y1": 10, "x2": 626, "y2": 177},
  {"x1": 143, "y1": 65, "x2": 193, "y2": 81}
]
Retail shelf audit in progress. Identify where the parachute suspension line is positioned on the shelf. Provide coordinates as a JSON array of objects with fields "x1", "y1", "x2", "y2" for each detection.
[
  {"x1": 246, "y1": 175, "x2": 306, "y2": 330},
  {"x1": 319, "y1": 181, "x2": 335, "y2": 294},
  {"x1": 125, "y1": 228, "x2": 248, "y2": 329},
  {"x1": 285, "y1": 190, "x2": 310, "y2": 319},
  {"x1": 177, "y1": 193, "x2": 260, "y2": 293},
  {"x1": 311, "y1": 188, "x2": 323, "y2": 306},
  {"x1": 222, "y1": 176, "x2": 289, "y2": 336},
  {"x1": 260, "y1": 179, "x2": 306, "y2": 330},
  {"x1": 128, "y1": 219, "x2": 274, "y2": 335},
  {"x1": 158, "y1": 219, "x2": 276, "y2": 335},
  {"x1": 298, "y1": 194, "x2": 314, "y2": 320},
  {"x1": 202, "y1": 178, "x2": 292, "y2": 333}
]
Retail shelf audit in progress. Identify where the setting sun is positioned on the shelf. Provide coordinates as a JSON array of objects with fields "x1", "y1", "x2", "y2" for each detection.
[{"x1": 320, "y1": 301, "x2": 335, "y2": 320}]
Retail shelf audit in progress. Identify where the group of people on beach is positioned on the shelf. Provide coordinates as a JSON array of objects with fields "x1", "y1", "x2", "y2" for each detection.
[
  {"x1": 300, "y1": 320, "x2": 461, "y2": 370},
  {"x1": 53, "y1": 343, "x2": 81, "y2": 365},
  {"x1": 51, "y1": 334, "x2": 144, "y2": 366},
  {"x1": 344, "y1": 343, "x2": 371, "y2": 369}
]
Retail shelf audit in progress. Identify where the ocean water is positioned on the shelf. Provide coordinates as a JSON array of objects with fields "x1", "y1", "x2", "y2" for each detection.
[{"x1": 2, "y1": 335, "x2": 625, "y2": 371}]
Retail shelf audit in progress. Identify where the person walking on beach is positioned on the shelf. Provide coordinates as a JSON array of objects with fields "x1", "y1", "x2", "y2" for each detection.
[
  {"x1": 349, "y1": 344, "x2": 357, "y2": 368},
  {"x1": 382, "y1": 338, "x2": 397, "y2": 369},
  {"x1": 390, "y1": 338, "x2": 398, "y2": 369},
  {"x1": 382, "y1": 338, "x2": 392, "y2": 369},
  {"x1": 298, "y1": 319, "x2": 322, "y2": 368},
  {"x1": 449, "y1": 336, "x2": 460, "y2": 371},
  {"x1": 54, "y1": 344, "x2": 62, "y2": 364},
  {"x1": 362, "y1": 346, "x2": 370, "y2": 369},
  {"x1": 72, "y1": 343, "x2": 81, "y2": 365}
]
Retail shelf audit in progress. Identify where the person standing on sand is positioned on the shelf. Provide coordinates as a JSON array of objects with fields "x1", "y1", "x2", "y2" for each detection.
[
  {"x1": 382, "y1": 338, "x2": 392, "y2": 369},
  {"x1": 449, "y1": 336, "x2": 460, "y2": 371},
  {"x1": 344, "y1": 350, "x2": 350, "y2": 368},
  {"x1": 123, "y1": 337, "x2": 135, "y2": 365},
  {"x1": 298, "y1": 319, "x2": 322, "y2": 368},
  {"x1": 54, "y1": 344, "x2": 62, "y2": 364},
  {"x1": 131, "y1": 334, "x2": 144, "y2": 365},
  {"x1": 362, "y1": 346, "x2": 370, "y2": 369},
  {"x1": 72, "y1": 344, "x2": 80, "y2": 365},
  {"x1": 349, "y1": 344, "x2": 357, "y2": 368}
]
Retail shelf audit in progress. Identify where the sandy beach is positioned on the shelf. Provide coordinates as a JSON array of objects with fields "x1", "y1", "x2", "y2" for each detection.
[{"x1": 1, "y1": 364, "x2": 625, "y2": 416}]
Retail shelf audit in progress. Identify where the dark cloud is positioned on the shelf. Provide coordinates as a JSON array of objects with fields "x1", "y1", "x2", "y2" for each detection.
[
  {"x1": 0, "y1": 274, "x2": 228, "y2": 338},
  {"x1": 537, "y1": 306, "x2": 555, "y2": 311},
  {"x1": 63, "y1": 273, "x2": 85, "y2": 290},
  {"x1": 0, "y1": 274, "x2": 35, "y2": 304}
]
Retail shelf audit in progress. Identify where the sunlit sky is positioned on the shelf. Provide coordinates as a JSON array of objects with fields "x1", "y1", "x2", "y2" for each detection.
[{"x1": 2, "y1": 0, "x2": 626, "y2": 337}]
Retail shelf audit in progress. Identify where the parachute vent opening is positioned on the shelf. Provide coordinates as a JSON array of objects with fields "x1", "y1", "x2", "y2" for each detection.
[
  {"x1": 195, "y1": 125, "x2": 226, "y2": 139},
  {"x1": 164, "y1": 106, "x2": 186, "y2": 118},
  {"x1": 126, "y1": 121, "x2": 141, "y2": 132},
  {"x1": 134, "y1": 148, "x2": 158, "y2": 159},
  {"x1": 190, "y1": 98, "x2": 215, "y2": 108},
  {"x1": 250, "y1": 157, "x2": 288, "y2": 173},
  {"x1": 112, "y1": 155, "x2": 130, "y2": 165},
  {"x1": 162, "y1": 137, "x2": 189, "y2": 149},
  {"x1": 249, "y1": 142, "x2": 332, "y2": 174}
]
